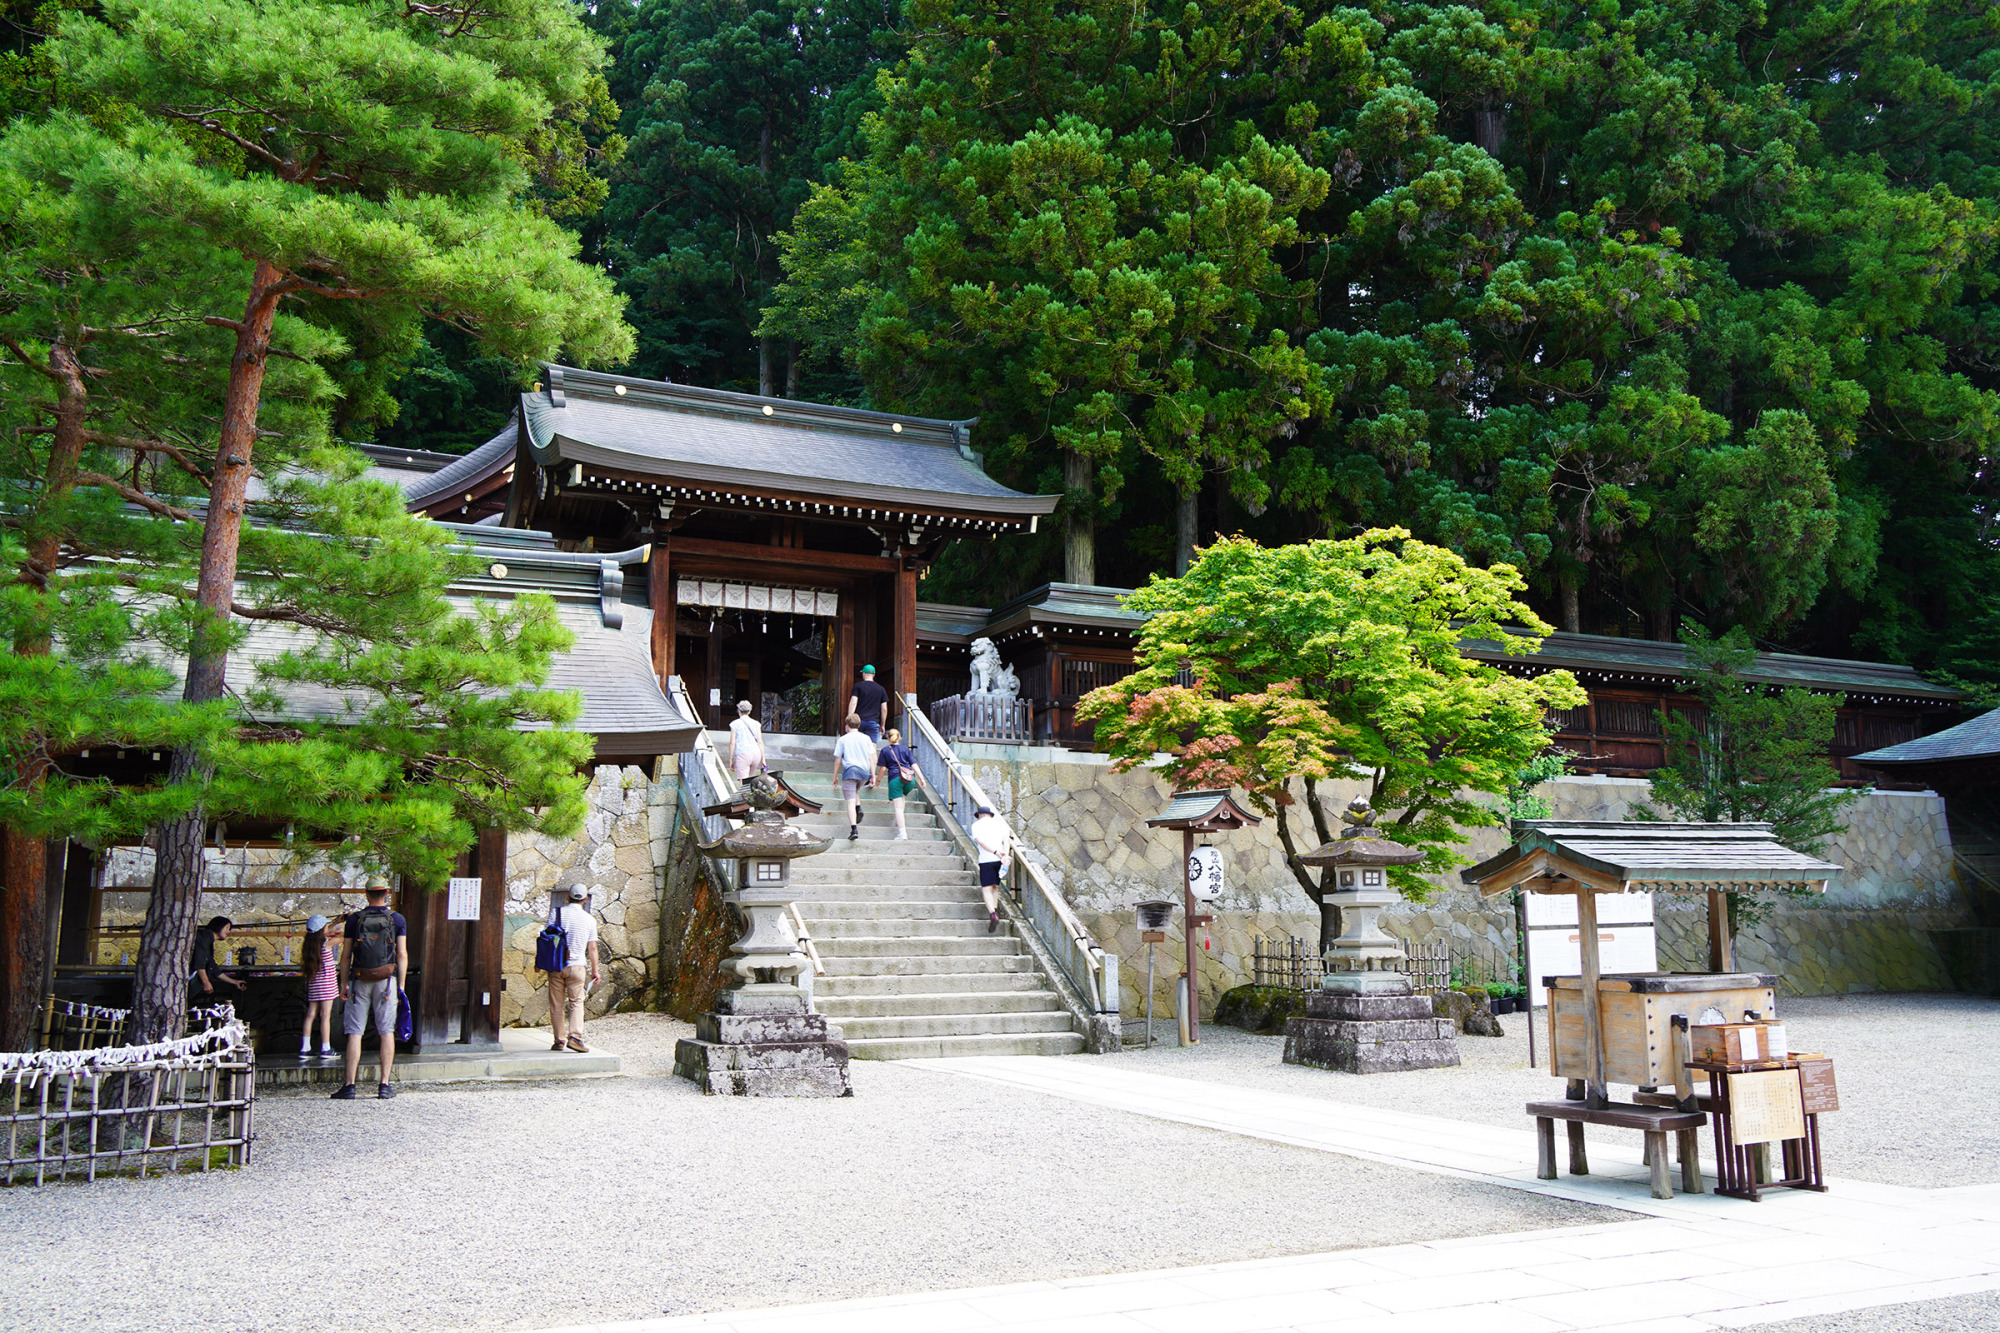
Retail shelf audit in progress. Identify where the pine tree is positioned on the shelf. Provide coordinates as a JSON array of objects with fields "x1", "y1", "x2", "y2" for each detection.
[{"x1": 2, "y1": 0, "x2": 633, "y2": 1047}]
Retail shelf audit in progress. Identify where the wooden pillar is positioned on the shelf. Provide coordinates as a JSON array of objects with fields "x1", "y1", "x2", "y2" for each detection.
[
  {"x1": 832, "y1": 589, "x2": 855, "y2": 735},
  {"x1": 409, "y1": 868, "x2": 455, "y2": 1050},
  {"x1": 1706, "y1": 888, "x2": 1734, "y2": 972},
  {"x1": 1182, "y1": 827, "x2": 1199, "y2": 1045},
  {"x1": 705, "y1": 625, "x2": 724, "y2": 730},
  {"x1": 1576, "y1": 886, "x2": 1606, "y2": 1107},
  {"x1": 648, "y1": 542, "x2": 675, "y2": 688},
  {"x1": 895, "y1": 563, "x2": 917, "y2": 725},
  {"x1": 54, "y1": 842, "x2": 95, "y2": 968},
  {"x1": 467, "y1": 826, "x2": 506, "y2": 1050}
]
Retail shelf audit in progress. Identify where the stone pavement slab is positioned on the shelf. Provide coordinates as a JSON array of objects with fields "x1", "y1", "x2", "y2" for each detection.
[{"x1": 527, "y1": 1058, "x2": 2000, "y2": 1333}]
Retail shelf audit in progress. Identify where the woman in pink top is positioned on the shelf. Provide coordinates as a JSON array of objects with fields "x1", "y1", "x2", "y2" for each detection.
[{"x1": 300, "y1": 914, "x2": 341, "y2": 1058}]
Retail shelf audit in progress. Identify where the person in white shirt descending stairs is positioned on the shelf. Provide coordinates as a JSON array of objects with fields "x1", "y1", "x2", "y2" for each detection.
[{"x1": 969, "y1": 806, "x2": 1012, "y2": 933}]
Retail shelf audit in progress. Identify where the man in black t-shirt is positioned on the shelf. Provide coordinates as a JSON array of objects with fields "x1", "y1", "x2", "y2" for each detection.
[{"x1": 847, "y1": 665, "x2": 889, "y2": 744}]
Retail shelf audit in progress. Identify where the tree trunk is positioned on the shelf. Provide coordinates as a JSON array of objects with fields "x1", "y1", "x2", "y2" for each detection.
[
  {"x1": 1174, "y1": 485, "x2": 1198, "y2": 575},
  {"x1": 758, "y1": 338, "x2": 774, "y2": 397},
  {"x1": 1063, "y1": 449, "x2": 1095, "y2": 585},
  {"x1": 1559, "y1": 573, "x2": 1580, "y2": 634},
  {"x1": 0, "y1": 338, "x2": 91, "y2": 1050},
  {"x1": 785, "y1": 339, "x2": 801, "y2": 398},
  {"x1": 132, "y1": 260, "x2": 284, "y2": 1048},
  {"x1": 1316, "y1": 893, "x2": 1343, "y2": 956}
]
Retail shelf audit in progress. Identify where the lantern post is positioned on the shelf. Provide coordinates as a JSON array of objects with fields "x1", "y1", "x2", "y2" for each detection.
[{"x1": 1146, "y1": 790, "x2": 1260, "y2": 1045}]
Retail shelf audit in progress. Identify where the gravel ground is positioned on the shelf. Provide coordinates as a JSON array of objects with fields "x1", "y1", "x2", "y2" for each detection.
[
  {"x1": 1134, "y1": 991, "x2": 2000, "y2": 1187},
  {"x1": 1743, "y1": 1289, "x2": 2000, "y2": 1332},
  {"x1": 0, "y1": 1014, "x2": 1619, "y2": 1333}
]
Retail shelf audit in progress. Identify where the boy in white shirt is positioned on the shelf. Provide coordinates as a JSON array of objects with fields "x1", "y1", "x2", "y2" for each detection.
[
  {"x1": 832, "y1": 714, "x2": 879, "y2": 841},
  {"x1": 970, "y1": 805, "x2": 1011, "y2": 933}
]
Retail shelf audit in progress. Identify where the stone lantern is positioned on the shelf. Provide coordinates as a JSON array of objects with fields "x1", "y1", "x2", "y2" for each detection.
[
  {"x1": 1281, "y1": 797, "x2": 1461, "y2": 1074},
  {"x1": 673, "y1": 773, "x2": 853, "y2": 1097}
]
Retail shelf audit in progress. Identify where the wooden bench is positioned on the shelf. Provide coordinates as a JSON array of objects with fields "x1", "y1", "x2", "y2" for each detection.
[{"x1": 1527, "y1": 1100, "x2": 1706, "y2": 1200}]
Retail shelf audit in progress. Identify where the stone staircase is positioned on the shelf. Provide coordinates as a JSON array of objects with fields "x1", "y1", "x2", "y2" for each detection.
[{"x1": 723, "y1": 731, "x2": 1085, "y2": 1059}]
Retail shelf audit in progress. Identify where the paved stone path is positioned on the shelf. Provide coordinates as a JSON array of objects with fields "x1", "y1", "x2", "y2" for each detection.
[{"x1": 533, "y1": 1057, "x2": 2000, "y2": 1333}]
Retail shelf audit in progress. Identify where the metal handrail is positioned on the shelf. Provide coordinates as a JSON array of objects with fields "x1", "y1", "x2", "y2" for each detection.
[
  {"x1": 668, "y1": 675, "x2": 740, "y2": 889},
  {"x1": 902, "y1": 694, "x2": 1119, "y2": 1014}
]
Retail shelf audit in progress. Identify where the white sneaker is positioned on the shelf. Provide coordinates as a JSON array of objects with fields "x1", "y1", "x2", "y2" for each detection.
[{"x1": 894, "y1": 832, "x2": 908, "y2": 841}]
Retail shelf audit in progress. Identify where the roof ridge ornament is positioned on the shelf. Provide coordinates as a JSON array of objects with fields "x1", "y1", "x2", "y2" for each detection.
[{"x1": 547, "y1": 366, "x2": 566, "y2": 409}]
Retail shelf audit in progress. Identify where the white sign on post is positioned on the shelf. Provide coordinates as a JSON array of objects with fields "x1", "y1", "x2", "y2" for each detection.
[
  {"x1": 1187, "y1": 846, "x2": 1225, "y2": 902},
  {"x1": 446, "y1": 877, "x2": 482, "y2": 921}
]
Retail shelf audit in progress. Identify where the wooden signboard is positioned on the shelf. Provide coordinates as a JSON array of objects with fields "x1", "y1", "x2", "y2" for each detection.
[
  {"x1": 1728, "y1": 1068, "x2": 1807, "y2": 1145},
  {"x1": 1798, "y1": 1055, "x2": 1840, "y2": 1115}
]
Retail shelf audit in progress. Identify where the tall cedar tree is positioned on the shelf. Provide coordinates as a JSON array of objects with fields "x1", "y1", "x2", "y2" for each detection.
[
  {"x1": 1636, "y1": 622, "x2": 1860, "y2": 940},
  {"x1": 1078, "y1": 531, "x2": 1585, "y2": 951},
  {"x1": 8, "y1": 0, "x2": 632, "y2": 1047},
  {"x1": 597, "y1": 0, "x2": 897, "y2": 396},
  {"x1": 771, "y1": 0, "x2": 1999, "y2": 675}
]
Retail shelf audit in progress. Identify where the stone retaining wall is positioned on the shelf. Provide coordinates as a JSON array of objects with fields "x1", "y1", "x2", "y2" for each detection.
[
  {"x1": 498, "y1": 764, "x2": 675, "y2": 1028},
  {"x1": 956, "y1": 744, "x2": 1969, "y2": 1015}
]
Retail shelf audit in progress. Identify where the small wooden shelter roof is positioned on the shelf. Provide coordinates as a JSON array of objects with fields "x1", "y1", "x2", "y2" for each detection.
[
  {"x1": 1461, "y1": 821, "x2": 1841, "y2": 896},
  {"x1": 1146, "y1": 789, "x2": 1262, "y2": 831},
  {"x1": 1853, "y1": 705, "x2": 2000, "y2": 768}
]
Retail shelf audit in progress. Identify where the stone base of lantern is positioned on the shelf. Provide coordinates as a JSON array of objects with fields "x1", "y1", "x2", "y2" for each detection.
[
  {"x1": 673, "y1": 990, "x2": 853, "y2": 1098},
  {"x1": 1282, "y1": 974, "x2": 1461, "y2": 1075}
]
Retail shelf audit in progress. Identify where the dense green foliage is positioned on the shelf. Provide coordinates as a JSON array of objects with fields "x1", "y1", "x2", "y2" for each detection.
[
  {"x1": 758, "y1": 0, "x2": 1997, "y2": 678},
  {"x1": 1078, "y1": 531, "x2": 1585, "y2": 941},
  {"x1": 591, "y1": 0, "x2": 897, "y2": 395},
  {"x1": 1636, "y1": 622, "x2": 1859, "y2": 932},
  {"x1": 0, "y1": 0, "x2": 633, "y2": 1042}
]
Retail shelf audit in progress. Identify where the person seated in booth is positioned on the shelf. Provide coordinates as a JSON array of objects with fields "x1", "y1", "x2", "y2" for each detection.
[{"x1": 190, "y1": 916, "x2": 247, "y2": 998}]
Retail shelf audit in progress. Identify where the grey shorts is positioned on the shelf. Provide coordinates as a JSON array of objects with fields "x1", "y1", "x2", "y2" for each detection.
[{"x1": 343, "y1": 978, "x2": 397, "y2": 1037}]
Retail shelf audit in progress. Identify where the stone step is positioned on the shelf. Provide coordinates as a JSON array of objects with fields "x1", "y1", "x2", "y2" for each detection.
[
  {"x1": 801, "y1": 900, "x2": 988, "y2": 922},
  {"x1": 845, "y1": 1031, "x2": 1087, "y2": 1060},
  {"x1": 805, "y1": 915, "x2": 1000, "y2": 940},
  {"x1": 805, "y1": 842, "x2": 959, "y2": 861},
  {"x1": 834, "y1": 1010, "x2": 1076, "y2": 1040},
  {"x1": 792, "y1": 882, "x2": 987, "y2": 904},
  {"x1": 791, "y1": 866, "x2": 979, "y2": 888},
  {"x1": 795, "y1": 823, "x2": 947, "y2": 842},
  {"x1": 811, "y1": 934, "x2": 1023, "y2": 958},
  {"x1": 816, "y1": 969, "x2": 1052, "y2": 996},
  {"x1": 795, "y1": 806, "x2": 940, "y2": 823},
  {"x1": 816, "y1": 951, "x2": 1037, "y2": 977},
  {"x1": 816, "y1": 989, "x2": 1063, "y2": 1018}
]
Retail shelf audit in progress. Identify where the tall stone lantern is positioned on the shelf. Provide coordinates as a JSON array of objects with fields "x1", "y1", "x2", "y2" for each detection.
[
  {"x1": 1281, "y1": 797, "x2": 1461, "y2": 1074},
  {"x1": 673, "y1": 773, "x2": 853, "y2": 1097}
]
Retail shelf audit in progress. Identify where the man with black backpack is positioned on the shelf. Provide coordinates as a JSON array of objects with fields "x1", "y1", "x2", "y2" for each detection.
[{"x1": 331, "y1": 876, "x2": 408, "y2": 1101}]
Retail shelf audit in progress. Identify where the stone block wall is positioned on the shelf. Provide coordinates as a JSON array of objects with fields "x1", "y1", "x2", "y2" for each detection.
[
  {"x1": 498, "y1": 764, "x2": 675, "y2": 1028},
  {"x1": 955, "y1": 744, "x2": 1970, "y2": 1015}
]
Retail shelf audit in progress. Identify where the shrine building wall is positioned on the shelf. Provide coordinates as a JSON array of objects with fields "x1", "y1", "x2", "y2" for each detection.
[{"x1": 949, "y1": 744, "x2": 1968, "y2": 1018}]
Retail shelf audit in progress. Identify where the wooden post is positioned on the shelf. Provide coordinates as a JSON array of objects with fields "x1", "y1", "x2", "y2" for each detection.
[
  {"x1": 1182, "y1": 827, "x2": 1199, "y2": 1045},
  {"x1": 1706, "y1": 888, "x2": 1734, "y2": 972},
  {"x1": 648, "y1": 543, "x2": 675, "y2": 689},
  {"x1": 1575, "y1": 886, "x2": 1606, "y2": 1107},
  {"x1": 410, "y1": 868, "x2": 456, "y2": 1049},
  {"x1": 467, "y1": 826, "x2": 507, "y2": 1049},
  {"x1": 832, "y1": 591, "x2": 855, "y2": 735},
  {"x1": 895, "y1": 563, "x2": 918, "y2": 728},
  {"x1": 705, "y1": 625, "x2": 724, "y2": 730}
]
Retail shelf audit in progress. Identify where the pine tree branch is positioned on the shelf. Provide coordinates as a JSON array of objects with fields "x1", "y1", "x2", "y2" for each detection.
[
  {"x1": 0, "y1": 335, "x2": 60, "y2": 383},
  {"x1": 82, "y1": 430, "x2": 211, "y2": 484},
  {"x1": 75, "y1": 471, "x2": 196, "y2": 522}
]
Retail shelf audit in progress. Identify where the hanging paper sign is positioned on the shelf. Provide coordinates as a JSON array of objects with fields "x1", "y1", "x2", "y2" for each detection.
[
  {"x1": 446, "y1": 877, "x2": 482, "y2": 921},
  {"x1": 1187, "y1": 846, "x2": 1225, "y2": 902}
]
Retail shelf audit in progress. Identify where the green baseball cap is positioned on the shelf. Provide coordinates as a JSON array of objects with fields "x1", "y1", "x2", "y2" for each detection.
[{"x1": 861, "y1": 664, "x2": 876, "y2": 674}]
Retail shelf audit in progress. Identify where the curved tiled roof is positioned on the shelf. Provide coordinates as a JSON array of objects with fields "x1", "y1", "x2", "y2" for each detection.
[
  {"x1": 403, "y1": 421, "x2": 519, "y2": 513},
  {"x1": 520, "y1": 365, "x2": 1057, "y2": 519},
  {"x1": 1463, "y1": 821, "x2": 1842, "y2": 893}
]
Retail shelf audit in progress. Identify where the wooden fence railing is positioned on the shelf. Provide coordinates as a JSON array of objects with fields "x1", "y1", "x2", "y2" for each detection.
[
  {"x1": 3, "y1": 1005, "x2": 254, "y2": 1186},
  {"x1": 927, "y1": 694, "x2": 1034, "y2": 744},
  {"x1": 1251, "y1": 936, "x2": 1451, "y2": 997}
]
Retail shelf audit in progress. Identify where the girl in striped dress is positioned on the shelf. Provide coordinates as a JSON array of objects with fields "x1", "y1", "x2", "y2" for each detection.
[{"x1": 300, "y1": 915, "x2": 340, "y2": 1058}]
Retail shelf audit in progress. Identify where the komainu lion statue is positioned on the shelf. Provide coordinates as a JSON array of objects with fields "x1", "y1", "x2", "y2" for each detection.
[{"x1": 967, "y1": 636, "x2": 1019, "y2": 701}]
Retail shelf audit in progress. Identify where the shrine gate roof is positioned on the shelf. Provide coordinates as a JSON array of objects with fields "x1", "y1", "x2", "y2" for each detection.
[{"x1": 520, "y1": 366, "x2": 1058, "y2": 525}]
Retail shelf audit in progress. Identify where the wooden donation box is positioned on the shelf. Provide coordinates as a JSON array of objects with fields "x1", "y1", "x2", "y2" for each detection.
[
  {"x1": 1547, "y1": 972, "x2": 1777, "y2": 1090},
  {"x1": 1464, "y1": 820, "x2": 1840, "y2": 1204}
]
